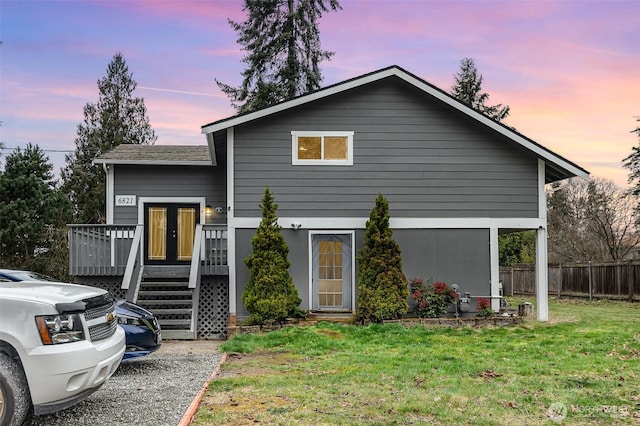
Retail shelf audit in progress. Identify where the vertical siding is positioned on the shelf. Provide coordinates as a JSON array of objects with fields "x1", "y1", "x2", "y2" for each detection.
[
  {"x1": 396, "y1": 229, "x2": 490, "y2": 298},
  {"x1": 233, "y1": 77, "x2": 538, "y2": 219},
  {"x1": 112, "y1": 165, "x2": 226, "y2": 224},
  {"x1": 234, "y1": 227, "x2": 489, "y2": 318}
]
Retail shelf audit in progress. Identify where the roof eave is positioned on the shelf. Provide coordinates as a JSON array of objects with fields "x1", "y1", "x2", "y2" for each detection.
[
  {"x1": 93, "y1": 159, "x2": 212, "y2": 166},
  {"x1": 202, "y1": 66, "x2": 589, "y2": 181}
]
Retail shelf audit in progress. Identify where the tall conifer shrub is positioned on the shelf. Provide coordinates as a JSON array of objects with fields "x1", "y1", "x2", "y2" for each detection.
[
  {"x1": 357, "y1": 194, "x2": 408, "y2": 323},
  {"x1": 243, "y1": 188, "x2": 302, "y2": 324}
]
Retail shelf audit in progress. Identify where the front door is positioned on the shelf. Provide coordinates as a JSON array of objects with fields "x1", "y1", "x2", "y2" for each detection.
[
  {"x1": 144, "y1": 203, "x2": 199, "y2": 265},
  {"x1": 311, "y1": 234, "x2": 353, "y2": 311}
]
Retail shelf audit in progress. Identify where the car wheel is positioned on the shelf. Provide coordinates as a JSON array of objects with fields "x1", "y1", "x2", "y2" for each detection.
[{"x1": 0, "y1": 353, "x2": 30, "y2": 426}]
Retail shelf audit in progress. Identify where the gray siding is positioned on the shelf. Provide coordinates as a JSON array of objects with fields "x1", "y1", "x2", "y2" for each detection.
[
  {"x1": 112, "y1": 165, "x2": 226, "y2": 224},
  {"x1": 235, "y1": 228, "x2": 310, "y2": 318},
  {"x1": 234, "y1": 228, "x2": 489, "y2": 319},
  {"x1": 396, "y1": 229, "x2": 490, "y2": 298},
  {"x1": 233, "y1": 77, "x2": 538, "y2": 219}
]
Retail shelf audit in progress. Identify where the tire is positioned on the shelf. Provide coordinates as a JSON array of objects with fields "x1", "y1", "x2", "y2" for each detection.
[{"x1": 0, "y1": 353, "x2": 30, "y2": 426}]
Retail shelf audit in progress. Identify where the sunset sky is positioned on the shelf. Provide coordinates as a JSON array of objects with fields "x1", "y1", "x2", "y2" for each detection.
[{"x1": 1, "y1": 0, "x2": 638, "y2": 187}]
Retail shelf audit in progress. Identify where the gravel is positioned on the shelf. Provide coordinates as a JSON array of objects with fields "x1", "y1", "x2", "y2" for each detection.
[{"x1": 25, "y1": 340, "x2": 224, "y2": 426}]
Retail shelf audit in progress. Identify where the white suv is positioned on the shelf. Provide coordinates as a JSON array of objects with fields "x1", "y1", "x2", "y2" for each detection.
[{"x1": 0, "y1": 280, "x2": 125, "y2": 425}]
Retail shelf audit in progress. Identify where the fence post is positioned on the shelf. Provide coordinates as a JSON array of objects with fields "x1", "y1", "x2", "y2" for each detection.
[
  {"x1": 630, "y1": 263, "x2": 635, "y2": 303},
  {"x1": 589, "y1": 261, "x2": 593, "y2": 302}
]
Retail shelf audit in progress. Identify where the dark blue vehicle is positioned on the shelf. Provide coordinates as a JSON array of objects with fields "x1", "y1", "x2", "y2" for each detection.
[{"x1": 0, "y1": 269, "x2": 161, "y2": 360}]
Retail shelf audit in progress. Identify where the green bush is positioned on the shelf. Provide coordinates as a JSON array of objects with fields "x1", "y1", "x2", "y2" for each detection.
[
  {"x1": 410, "y1": 278, "x2": 457, "y2": 318},
  {"x1": 357, "y1": 194, "x2": 408, "y2": 323},
  {"x1": 242, "y1": 188, "x2": 302, "y2": 324}
]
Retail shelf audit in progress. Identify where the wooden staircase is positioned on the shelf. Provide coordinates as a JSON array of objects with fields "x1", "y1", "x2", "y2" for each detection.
[{"x1": 135, "y1": 267, "x2": 197, "y2": 340}]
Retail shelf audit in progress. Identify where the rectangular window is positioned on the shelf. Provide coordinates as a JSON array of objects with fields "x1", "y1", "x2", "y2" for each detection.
[{"x1": 292, "y1": 131, "x2": 354, "y2": 165}]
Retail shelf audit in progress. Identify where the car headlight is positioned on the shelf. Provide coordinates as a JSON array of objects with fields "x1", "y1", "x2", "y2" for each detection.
[
  {"x1": 35, "y1": 314, "x2": 85, "y2": 344},
  {"x1": 117, "y1": 315, "x2": 143, "y2": 326}
]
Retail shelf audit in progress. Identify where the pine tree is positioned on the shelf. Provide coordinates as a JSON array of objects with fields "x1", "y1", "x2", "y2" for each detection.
[
  {"x1": 357, "y1": 194, "x2": 408, "y2": 323},
  {"x1": 0, "y1": 144, "x2": 70, "y2": 275},
  {"x1": 623, "y1": 118, "x2": 640, "y2": 202},
  {"x1": 61, "y1": 52, "x2": 156, "y2": 223},
  {"x1": 243, "y1": 188, "x2": 302, "y2": 324},
  {"x1": 451, "y1": 58, "x2": 510, "y2": 122},
  {"x1": 217, "y1": 0, "x2": 341, "y2": 113}
]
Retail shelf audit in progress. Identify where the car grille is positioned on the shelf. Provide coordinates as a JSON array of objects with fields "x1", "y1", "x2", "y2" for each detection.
[
  {"x1": 84, "y1": 301, "x2": 118, "y2": 341},
  {"x1": 89, "y1": 319, "x2": 118, "y2": 341}
]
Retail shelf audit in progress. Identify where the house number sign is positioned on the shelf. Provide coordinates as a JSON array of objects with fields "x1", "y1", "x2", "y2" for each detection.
[{"x1": 115, "y1": 195, "x2": 136, "y2": 207}]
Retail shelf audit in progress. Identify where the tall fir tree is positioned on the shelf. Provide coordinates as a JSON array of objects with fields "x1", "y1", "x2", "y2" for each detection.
[
  {"x1": 0, "y1": 144, "x2": 70, "y2": 276},
  {"x1": 217, "y1": 0, "x2": 341, "y2": 113},
  {"x1": 357, "y1": 194, "x2": 408, "y2": 323},
  {"x1": 61, "y1": 52, "x2": 156, "y2": 223},
  {"x1": 243, "y1": 188, "x2": 302, "y2": 324},
  {"x1": 623, "y1": 118, "x2": 640, "y2": 205},
  {"x1": 450, "y1": 58, "x2": 510, "y2": 122}
]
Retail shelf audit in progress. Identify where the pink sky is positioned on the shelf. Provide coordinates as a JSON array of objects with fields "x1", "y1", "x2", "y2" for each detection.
[{"x1": 1, "y1": 0, "x2": 638, "y2": 187}]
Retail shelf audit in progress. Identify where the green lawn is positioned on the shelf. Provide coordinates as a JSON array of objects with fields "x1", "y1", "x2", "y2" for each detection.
[{"x1": 193, "y1": 298, "x2": 640, "y2": 425}]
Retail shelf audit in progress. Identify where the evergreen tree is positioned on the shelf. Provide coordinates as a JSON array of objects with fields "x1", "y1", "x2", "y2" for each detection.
[
  {"x1": 357, "y1": 194, "x2": 408, "y2": 323},
  {"x1": 217, "y1": 0, "x2": 341, "y2": 113},
  {"x1": 451, "y1": 58, "x2": 510, "y2": 122},
  {"x1": 243, "y1": 188, "x2": 302, "y2": 324},
  {"x1": 0, "y1": 144, "x2": 71, "y2": 277},
  {"x1": 623, "y1": 118, "x2": 640, "y2": 204},
  {"x1": 62, "y1": 52, "x2": 156, "y2": 223}
]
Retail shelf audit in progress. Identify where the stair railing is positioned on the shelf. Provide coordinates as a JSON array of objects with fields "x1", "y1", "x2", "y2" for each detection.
[
  {"x1": 189, "y1": 224, "x2": 203, "y2": 289},
  {"x1": 122, "y1": 225, "x2": 143, "y2": 301}
]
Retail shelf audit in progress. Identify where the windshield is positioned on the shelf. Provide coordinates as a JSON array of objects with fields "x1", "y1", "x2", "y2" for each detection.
[{"x1": 10, "y1": 271, "x2": 57, "y2": 282}]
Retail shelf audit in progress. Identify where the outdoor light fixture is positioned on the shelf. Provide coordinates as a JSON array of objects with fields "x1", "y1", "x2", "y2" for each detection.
[
  {"x1": 205, "y1": 205, "x2": 213, "y2": 217},
  {"x1": 291, "y1": 221, "x2": 302, "y2": 230}
]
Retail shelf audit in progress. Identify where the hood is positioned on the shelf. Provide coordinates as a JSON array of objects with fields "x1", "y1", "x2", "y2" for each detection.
[{"x1": 0, "y1": 281, "x2": 109, "y2": 307}]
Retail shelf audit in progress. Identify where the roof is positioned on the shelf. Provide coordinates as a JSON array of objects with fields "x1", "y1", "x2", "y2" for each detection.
[
  {"x1": 94, "y1": 144, "x2": 212, "y2": 166},
  {"x1": 201, "y1": 65, "x2": 589, "y2": 183}
]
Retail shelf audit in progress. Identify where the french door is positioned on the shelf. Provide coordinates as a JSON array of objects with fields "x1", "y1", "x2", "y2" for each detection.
[
  {"x1": 311, "y1": 233, "x2": 353, "y2": 311},
  {"x1": 144, "y1": 203, "x2": 199, "y2": 265}
]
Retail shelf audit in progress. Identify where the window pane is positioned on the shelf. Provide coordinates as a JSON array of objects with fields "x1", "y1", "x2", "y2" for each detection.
[
  {"x1": 324, "y1": 137, "x2": 348, "y2": 160},
  {"x1": 298, "y1": 137, "x2": 321, "y2": 160},
  {"x1": 148, "y1": 208, "x2": 167, "y2": 260}
]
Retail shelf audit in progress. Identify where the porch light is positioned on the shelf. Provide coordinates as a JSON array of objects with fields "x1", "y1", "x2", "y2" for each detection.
[{"x1": 205, "y1": 205, "x2": 213, "y2": 217}]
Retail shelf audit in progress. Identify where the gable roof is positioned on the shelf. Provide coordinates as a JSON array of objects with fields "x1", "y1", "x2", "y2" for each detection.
[
  {"x1": 202, "y1": 65, "x2": 589, "y2": 183},
  {"x1": 94, "y1": 144, "x2": 212, "y2": 166}
]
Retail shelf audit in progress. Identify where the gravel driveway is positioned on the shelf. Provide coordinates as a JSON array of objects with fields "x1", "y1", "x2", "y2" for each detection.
[{"x1": 26, "y1": 340, "x2": 224, "y2": 426}]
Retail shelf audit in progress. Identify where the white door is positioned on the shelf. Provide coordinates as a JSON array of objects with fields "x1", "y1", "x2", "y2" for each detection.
[{"x1": 311, "y1": 234, "x2": 352, "y2": 311}]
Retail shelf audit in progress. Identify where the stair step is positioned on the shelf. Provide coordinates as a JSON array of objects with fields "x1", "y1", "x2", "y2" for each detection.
[
  {"x1": 140, "y1": 281, "x2": 189, "y2": 287},
  {"x1": 138, "y1": 290, "x2": 192, "y2": 297},
  {"x1": 152, "y1": 308, "x2": 193, "y2": 316},
  {"x1": 159, "y1": 319, "x2": 192, "y2": 326},
  {"x1": 136, "y1": 299, "x2": 193, "y2": 306}
]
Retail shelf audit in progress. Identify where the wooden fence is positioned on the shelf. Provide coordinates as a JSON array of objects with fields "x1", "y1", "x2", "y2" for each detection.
[{"x1": 500, "y1": 261, "x2": 640, "y2": 301}]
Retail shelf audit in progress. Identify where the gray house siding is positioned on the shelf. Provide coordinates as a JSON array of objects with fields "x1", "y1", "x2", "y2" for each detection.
[
  {"x1": 234, "y1": 227, "x2": 489, "y2": 320},
  {"x1": 112, "y1": 165, "x2": 226, "y2": 224},
  {"x1": 396, "y1": 229, "x2": 490, "y2": 298},
  {"x1": 232, "y1": 77, "x2": 538, "y2": 219}
]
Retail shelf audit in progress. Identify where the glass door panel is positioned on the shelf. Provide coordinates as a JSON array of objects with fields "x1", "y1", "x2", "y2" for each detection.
[
  {"x1": 147, "y1": 207, "x2": 167, "y2": 261},
  {"x1": 177, "y1": 207, "x2": 196, "y2": 261}
]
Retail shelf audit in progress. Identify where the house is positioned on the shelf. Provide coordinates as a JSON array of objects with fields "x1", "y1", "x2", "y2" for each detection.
[{"x1": 69, "y1": 65, "x2": 589, "y2": 339}]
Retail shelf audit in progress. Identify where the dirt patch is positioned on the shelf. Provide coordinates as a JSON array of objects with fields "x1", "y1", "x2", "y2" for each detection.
[{"x1": 156, "y1": 339, "x2": 224, "y2": 355}]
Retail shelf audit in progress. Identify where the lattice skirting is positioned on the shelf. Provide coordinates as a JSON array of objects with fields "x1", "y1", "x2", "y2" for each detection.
[
  {"x1": 198, "y1": 276, "x2": 230, "y2": 339},
  {"x1": 73, "y1": 276, "x2": 127, "y2": 300}
]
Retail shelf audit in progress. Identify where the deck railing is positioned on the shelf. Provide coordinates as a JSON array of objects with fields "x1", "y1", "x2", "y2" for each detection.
[
  {"x1": 68, "y1": 224, "x2": 229, "y2": 277},
  {"x1": 68, "y1": 224, "x2": 138, "y2": 276},
  {"x1": 202, "y1": 225, "x2": 229, "y2": 275}
]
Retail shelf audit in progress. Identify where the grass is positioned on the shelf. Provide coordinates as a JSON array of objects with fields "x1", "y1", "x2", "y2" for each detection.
[{"x1": 192, "y1": 298, "x2": 640, "y2": 425}]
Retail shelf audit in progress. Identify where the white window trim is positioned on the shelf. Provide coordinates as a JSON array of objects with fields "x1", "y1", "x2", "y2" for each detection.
[{"x1": 291, "y1": 131, "x2": 354, "y2": 166}]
